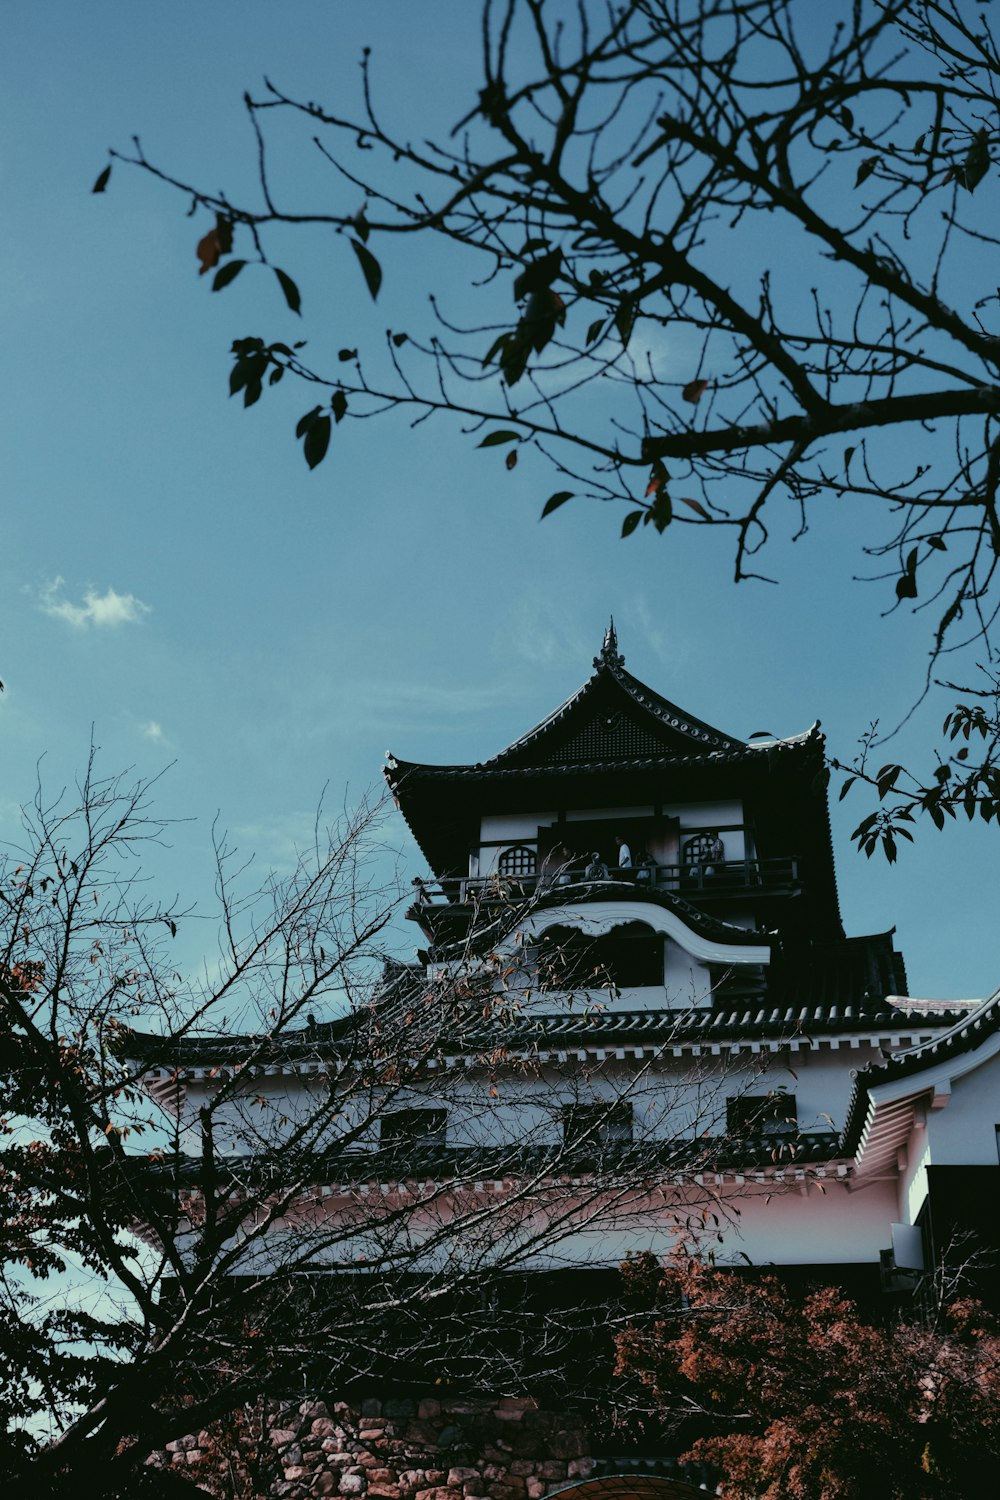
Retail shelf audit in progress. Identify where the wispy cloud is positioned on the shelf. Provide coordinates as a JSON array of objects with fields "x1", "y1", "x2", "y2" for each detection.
[
  {"x1": 140, "y1": 720, "x2": 164, "y2": 743},
  {"x1": 632, "y1": 595, "x2": 684, "y2": 667},
  {"x1": 495, "y1": 597, "x2": 588, "y2": 668},
  {"x1": 226, "y1": 807, "x2": 395, "y2": 879},
  {"x1": 227, "y1": 812, "x2": 320, "y2": 875},
  {"x1": 314, "y1": 677, "x2": 524, "y2": 741},
  {"x1": 0, "y1": 797, "x2": 24, "y2": 835},
  {"x1": 38, "y1": 578, "x2": 151, "y2": 630}
]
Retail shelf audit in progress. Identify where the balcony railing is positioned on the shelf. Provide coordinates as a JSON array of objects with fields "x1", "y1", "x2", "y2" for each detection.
[{"x1": 411, "y1": 856, "x2": 801, "y2": 907}]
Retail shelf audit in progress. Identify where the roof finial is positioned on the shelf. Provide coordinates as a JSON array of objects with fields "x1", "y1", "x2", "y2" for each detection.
[{"x1": 595, "y1": 615, "x2": 624, "y2": 670}]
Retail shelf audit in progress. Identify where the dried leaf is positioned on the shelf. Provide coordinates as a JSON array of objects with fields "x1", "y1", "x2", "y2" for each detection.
[
  {"x1": 682, "y1": 378, "x2": 708, "y2": 404},
  {"x1": 645, "y1": 461, "x2": 668, "y2": 498},
  {"x1": 197, "y1": 228, "x2": 223, "y2": 276}
]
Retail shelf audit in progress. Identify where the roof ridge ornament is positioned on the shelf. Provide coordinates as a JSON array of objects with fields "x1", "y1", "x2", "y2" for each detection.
[{"x1": 594, "y1": 615, "x2": 624, "y2": 670}]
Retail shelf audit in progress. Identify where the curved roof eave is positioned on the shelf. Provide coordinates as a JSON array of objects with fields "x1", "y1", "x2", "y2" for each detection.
[
  {"x1": 384, "y1": 736, "x2": 822, "y2": 787},
  {"x1": 428, "y1": 881, "x2": 777, "y2": 964},
  {"x1": 840, "y1": 983, "x2": 1000, "y2": 1157}
]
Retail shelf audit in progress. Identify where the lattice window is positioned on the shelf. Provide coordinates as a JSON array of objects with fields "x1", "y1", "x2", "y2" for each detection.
[
  {"x1": 498, "y1": 844, "x2": 536, "y2": 877},
  {"x1": 683, "y1": 834, "x2": 715, "y2": 865}
]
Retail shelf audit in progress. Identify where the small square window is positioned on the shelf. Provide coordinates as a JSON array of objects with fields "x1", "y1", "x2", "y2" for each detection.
[
  {"x1": 563, "y1": 1102, "x2": 634, "y2": 1147},
  {"x1": 380, "y1": 1109, "x2": 447, "y2": 1151},
  {"x1": 727, "y1": 1093, "x2": 797, "y2": 1138}
]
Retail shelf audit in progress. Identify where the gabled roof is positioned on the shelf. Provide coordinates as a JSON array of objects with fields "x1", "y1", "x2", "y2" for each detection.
[
  {"x1": 486, "y1": 618, "x2": 745, "y2": 765},
  {"x1": 841, "y1": 985, "x2": 1000, "y2": 1168},
  {"x1": 385, "y1": 622, "x2": 818, "y2": 796}
]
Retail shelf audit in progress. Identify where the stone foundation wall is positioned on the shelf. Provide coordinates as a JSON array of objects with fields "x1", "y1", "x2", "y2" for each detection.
[{"x1": 153, "y1": 1395, "x2": 595, "y2": 1500}]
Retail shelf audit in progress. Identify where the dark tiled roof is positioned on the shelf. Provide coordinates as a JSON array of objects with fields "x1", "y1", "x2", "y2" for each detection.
[
  {"x1": 502, "y1": 1001, "x2": 958, "y2": 1046},
  {"x1": 385, "y1": 738, "x2": 820, "y2": 789},
  {"x1": 384, "y1": 623, "x2": 820, "y2": 788},
  {"x1": 766, "y1": 931, "x2": 908, "y2": 1012},
  {"x1": 131, "y1": 995, "x2": 966, "y2": 1076},
  {"x1": 146, "y1": 1130, "x2": 848, "y2": 1193}
]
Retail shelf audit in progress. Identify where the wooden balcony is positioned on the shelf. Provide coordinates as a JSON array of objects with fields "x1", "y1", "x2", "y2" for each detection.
[{"x1": 410, "y1": 856, "x2": 802, "y2": 910}]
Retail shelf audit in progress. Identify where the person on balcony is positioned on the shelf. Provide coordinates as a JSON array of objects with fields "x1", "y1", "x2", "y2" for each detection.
[
  {"x1": 705, "y1": 832, "x2": 725, "y2": 878},
  {"x1": 615, "y1": 834, "x2": 632, "y2": 877}
]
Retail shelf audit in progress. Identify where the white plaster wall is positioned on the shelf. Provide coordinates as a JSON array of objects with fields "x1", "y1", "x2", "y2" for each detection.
[
  {"x1": 175, "y1": 1046, "x2": 875, "y2": 1160},
  {"x1": 481, "y1": 813, "x2": 557, "y2": 841},
  {"x1": 924, "y1": 1050, "x2": 1000, "y2": 1164},
  {"x1": 664, "y1": 946, "x2": 714, "y2": 1007},
  {"x1": 517, "y1": 981, "x2": 708, "y2": 1016},
  {"x1": 900, "y1": 1122, "x2": 932, "y2": 1226},
  {"x1": 757, "y1": 1047, "x2": 883, "y2": 1134},
  {"x1": 266, "y1": 1172, "x2": 897, "y2": 1275},
  {"x1": 477, "y1": 801, "x2": 748, "y2": 872},
  {"x1": 563, "y1": 805, "x2": 656, "y2": 822},
  {"x1": 717, "y1": 1176, "x2": 897, "y2": 1266},
  {"x1": 171, "y1": 1046, "x2": 908, "y2": 1279},
  {"x1": 477, "y1": 812, "x2": 554, "y2": 876},
  {"x1": 516, "y1": 1176, "x2": 897, "y2": 1269},
  {"x1": 176, "y1": 1073, "x2": 393, "y2": 1156}
]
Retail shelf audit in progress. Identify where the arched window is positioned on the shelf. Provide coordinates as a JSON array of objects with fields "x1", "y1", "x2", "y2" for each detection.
[
  {"x1": 498, "y1": 844, "x2": 536, "y2": 877},
  {"x1": 683, "y1": 833, "x2": 715, "y2": 867},
  {"x1": 682, "y1": 832, "x2": 724, "y2": 884}
]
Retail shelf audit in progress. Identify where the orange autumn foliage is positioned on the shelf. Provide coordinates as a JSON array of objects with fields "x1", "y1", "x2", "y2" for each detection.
[{"x1": 616, "y1": 1253, "x2": 1000, "y2": 1500}]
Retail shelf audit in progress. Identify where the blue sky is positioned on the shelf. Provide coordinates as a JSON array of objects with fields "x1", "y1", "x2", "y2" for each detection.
[{"x1": 2, "y1": 1, "x2": 995, "y2": 1003}]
